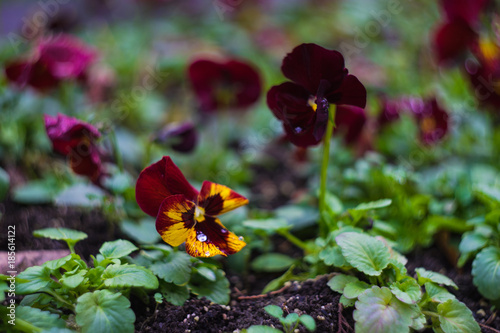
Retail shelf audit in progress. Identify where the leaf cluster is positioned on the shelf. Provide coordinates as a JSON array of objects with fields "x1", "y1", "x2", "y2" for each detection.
[{"x1": 244, "y1": 304, "x2": 316, "y2": 333}]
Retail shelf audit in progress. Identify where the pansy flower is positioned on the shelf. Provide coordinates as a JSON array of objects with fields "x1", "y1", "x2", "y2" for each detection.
[
  {"x1": 5, "y1": 34, "x2": 96, "y2": 91},
  {"x1": 188, "y1": 58, "x2": 261, "y2": 112},
  {"x1": 135, "y1": 156, "x2": 247, "y2": 257},
  {"x1": 433, "y1": 0, "x2": 489, "y2": 64},
  {"x1": 44, "y1": 113, "x2": 105, "y2": 185},
  {"x1": 411, "y1": 98, "x2": 449, "y2": 145},
  {"x1": 154, "y1": 122, "x2": 198, "y2": 153},
  {"x1": 267, "y1": 43, "x2": 367, "y2": 147}
]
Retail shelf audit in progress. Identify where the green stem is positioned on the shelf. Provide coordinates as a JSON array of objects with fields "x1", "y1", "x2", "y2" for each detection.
[
  {"x1": 277, "y1": 229, "x2": 312, "y2": 252},
  {"x1": 44, "y1": 290, "x2": 75, "y2": 311},
  {"x1": 318, "y1": 104, "x2": 337, "y2": 237},
  {"x1": 109, "y1": 128, "x2": 124, "y2": 173},
  {"x1": 422, "y1": 310, "x2": 440, "y2": 318}
]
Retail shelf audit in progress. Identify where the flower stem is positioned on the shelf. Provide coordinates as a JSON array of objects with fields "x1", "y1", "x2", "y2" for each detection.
[
  {"x1": 277, "y1": 229, "x2": 312, "y2": 253},
  {"x1": 319, "y1": 104, "x2": 336, "y2": 237}
]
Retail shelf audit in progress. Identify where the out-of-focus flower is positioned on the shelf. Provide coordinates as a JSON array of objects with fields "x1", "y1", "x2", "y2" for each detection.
[
  {"x1": 433, "y1": 0, "x2": 489, "y2": 64},
  {"x1": 411, "y1": 98, "x2": 449, "y2": 145},
  {"x1": 467, "y1": 37, "x2": 500, "y2": 109},
  {"x1": 86, "y1": 64, "x2": 116, "y2": 104},
  {"x1": 136, "y1": 156, "x2": 247, "y2": 257},
  {"x1": 267, "y1": 43, "x2": 366, "y2": 147},
  {"x1": 376, "y1": 96, "x2": 402, "y2": 128},
  {"x1": 44, "y1": 113, "x2": 105, "y2": 185},
  {"x1": 5, "y1": 35, "x2": 96, "y2": 91},
  {"x1": 154, "y1": 122, "x2": 198, "y2": 153},
  {"x1": 188, "y1": 58, "x2": 261, "y2": 112}
]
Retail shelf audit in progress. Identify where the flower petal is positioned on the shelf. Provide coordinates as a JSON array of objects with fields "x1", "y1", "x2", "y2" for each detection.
[
  {"x1": 266, "y1": 82, "x2": 312, "y2": 121},
  {"x1": 441, "y1": 0, "x2": 489, "y2": 25},
  {"x1": 281, "y1": 43, "x2": 346, "y2": 94},
  {"x1": 334, "y1": 105, "x2": 367, "y2": 144},
  {"x1": 185, "y1": 216, "x2": 246, "y2": 257},
  {"x1": 136, "y1": 156, "x2": 199, "y2": 217},
  {"x1": 4, "y1": 61, "x2": 34, "y2": 88},
  {"x1": 433, "y1": 19, "x2": 477, "y2": 64},
  {"x1": 327, "y1": 74, "x2": 367, "y2": 108},
  {"x1": 198, "y1": 181, "x2": 249, "y2": 216},
  {"x1": 68, "y1": 141, "x2": 104, "y2": 185},
  {"x1": 154, "y1": 121, "x2": 198, "y2": 153},
  {"x1": 156, "y1": 195, "x2": 196, "y2": 247}
]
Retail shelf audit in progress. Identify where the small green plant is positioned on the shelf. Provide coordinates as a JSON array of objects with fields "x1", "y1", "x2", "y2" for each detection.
[
  {"x1": 325, "y1": 231, "x2": 480, "y2": 333},
  {"x1": 245, "y1": 304, "x2": 316, "y2": 333},
  {"x1": 1, "y1": 228, "x2": 158, "y2": 333},
  {"x1": 458, "y1": 186, "x2": 500, "y2": 306}
]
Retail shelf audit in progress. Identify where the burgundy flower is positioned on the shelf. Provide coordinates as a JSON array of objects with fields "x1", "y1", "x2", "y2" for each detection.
[
  {"x1": 154, "y1": 122, "x2": 198, "y2": 153},
  {"x1": 433, "y1": 0, "x2": 489, "y2": 64},
  {"x1": 44, "y1": 113, "x2": 105, "y2": 185},
  {"x1": 5, "y1": 35, "x2": 96, "y2": 91},
  {"x1": 267, "y1": 43, "x2": 366, "y2": 147},
  {"x1": 135, "y1": 156, "x2": 247, "y2": 257},
  {"x1": 411, "y1": 99, "x2": 449, "y2": 145},
  {"x1": 188, "y1": 58, "x2": 261, "y2": 112}
]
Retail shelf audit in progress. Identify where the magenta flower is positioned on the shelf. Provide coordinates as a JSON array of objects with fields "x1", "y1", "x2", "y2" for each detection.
[
  {"x1": 5, "y1": 35, "x2": 96, "y2": 91},
  {"x1": 266, "y1": 43, "x2": 367, "y2": 147},
  {"x1": 44, "y1": 113, "x2": 105, "y2": 185},
  {"x1": 433, "y1": 0, "x2": 489, "y2": 64},
  {"x1": 154, "y1": 122, "x2": 198, "y2": 153},
  {"x1": 411, "y1": 99, "x2": 449, "y2": 145},
  {"x1": 188, "y1": 58, "x2": 261, "y2": 112}
]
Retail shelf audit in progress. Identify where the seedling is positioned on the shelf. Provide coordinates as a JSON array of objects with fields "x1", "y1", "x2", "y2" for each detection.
[{"x1": 245, "y1": 304, "x2": 316, "y2": 333}]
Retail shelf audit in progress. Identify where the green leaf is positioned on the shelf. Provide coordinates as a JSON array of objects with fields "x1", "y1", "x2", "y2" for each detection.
[
  {"x1": 319, "y1": 246, "x2": 348, "y2": 267},
  {"x1": 160, "y1": 282, "x2": 190, "y2": 306},
  {"x1": 102, "y1": 264, "x2": 159, "y2": 289},
  {"x1": 354, "y1": 286, "x2": 417, "y2": 333},
  {"x1": 246, "y1": 326, "x2": 282, "y2": 333},
  {"x1": 149, "y1": 251, "x2": 192, "y2": 285},
  {"x1": 390, "y1": 279, "x2": 422, "y2": 304},
  {"x1": 243, "y1": 218, "x2": 289, "y2": 232},
  {"x1": 43, "y1": 254, "x2": 74, "y2": 271},
  {"x1": 195, "y1": 266, "x2": 216, "y2": 282},
  {"x1": 54, "y1": 183, "x2": 105, "y2": 207},
  {"x1": 264, "y1": 305, "x2": 283, "y2": 318},
  {"x1": 275, "y1": 205, "x2": 319, "y2": 229},
  {"x1": 61, "y1": 270, "x2": 87, "y2": 289},
  {"x1": 12, "y1": 180, "x2": 58, "y2": 204},
  {"x1": 299, "y1": 314, "x2": 316, "y2": 331},
  {"x1": 459, "y1": 232, "x2": 488, "y2": 254},
  {"x1": 33, "y1": 228, "x2": 87, "y2": 246},
  {"x1": 344, "y1": 281, "x2": 371, "y2": 299},
  {"x1": 99, "y1": 240, "x2": 138, "y2": 259},
  {"x1": 120, "y1": 219, "x2": 160, "y2": 244},
  {"x1": 0, "y1": 166, "x2": 9, "y2": 201},
  {"x1": 283, "y1": 312, "x2": 299, "y2": 325},
  {"x1": 76, "y1": 290, "x2": 135, "y2": 333},
  {"x1": 340, "y1": 295, "x2": 356, "y2": 307},
  {"x1": 325, "y1": 191, "x2": 344, "y2": 215},
  {"x1": 16, "y1": 266, "x2": 55, "y2": 294},
  {"x1": 154, "y1": 293, "x2": 163, "y2": 303},
  {"x1": 425, "y1": 282, "x2": 456, "y2": 303},
  {"x1": 336, "y1": 232, "x2": 390, "y2": 276},
  {"x1": 16, "y1": 306, "x2": 66, "y2": 330},
  {"x1": 251, "y1": 253, "x2": 295, "y2": 272},
  {"x1": 471, "y1": 246, "x2": 500, "y2": 300},
  {"x1": 437, "y1": 299, "x2": 480, "y2": 333},
  {"x1": 262, "y1": 265, "x2": 295, "y2": 294},
  {"x1": 189, "y1": 269, "x2": 229, "y2": 304},
  {"x1": 352, "y1": 199, "x2": 392, "y2": 211},
  {"x1": 327, "y1": 274, "x2": 360, "y2": 293},
  {"x1": 415, "y1": 268, "x2": 458, "y2": 289}
]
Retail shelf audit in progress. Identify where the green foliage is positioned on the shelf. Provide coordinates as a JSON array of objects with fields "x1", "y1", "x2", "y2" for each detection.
[
  {"x1": 0, "y1": 166, "x2": 9, "y2": 201},
  {"x1": 326, "y1": 232, "x2": 479, "y2": 333},
  {"x1": 14, "y1": 229, "x2": 157, "y2": 332},
  {"x1": 251, "y1": 253, "x2": 295, "y2": 272},
  {"x1": 244, "y1": 304, "x2": 316, "y2": 333}
]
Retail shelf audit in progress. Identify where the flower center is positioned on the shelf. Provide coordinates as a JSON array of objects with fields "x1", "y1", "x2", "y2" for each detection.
[
  {"x1": 478, "y1": 37, "x2": 500, "y2": 65},
  {"x1": 420, "y1": 116, "x2": 436, "y2": 134},
  {"x1": 308, "y1": 96, "x2": 318, "y2": 112},
  {"x1": 194, "y1": 206, "x2": 206, "y2": 222}
]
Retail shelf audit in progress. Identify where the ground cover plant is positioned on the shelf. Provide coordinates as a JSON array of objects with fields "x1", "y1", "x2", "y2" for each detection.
[{"x1": 1, "y1": 0, "x2": 500, "y2": 332}]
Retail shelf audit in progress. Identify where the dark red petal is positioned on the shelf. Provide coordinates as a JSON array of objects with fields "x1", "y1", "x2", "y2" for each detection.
[
  {"x1": 156, "y1": 194, "x2": 196, "y2": 247},
  {"x1": 4, "y1": 61, "x2": 33, "y2": 88},
  {"x1": 69, "y1": 141, "x2": 104, "y2": 184},
  {"x1": 433, "y1": 19, "x2": 477, "y2": 64},
  {"x1": 44, "y1": 113, "x2": 101, "y2": 155},
  {"x1": 467, "y1": 64, "x2": 500, "y2": 109},
  {"x1": 441, "y1": 0, "x2": 489, "y2": 25},
  {"x1": 327, "y1": 74, "x2": 367, "y2": 108},
  {"x1": 281, "y1": 43, "x2": 346, "y2": 94},
  {"x1": 198, "y1": 181, "x2": 248, "y2": 216},
  {"x1": 414, "y1": 99, "x2": 449, "y2": 145},
  {"x1": 37, "y1": 34, "x2": 96, "y2": 80},
  {"x1": 334, "y1": 105, "x2": 367, "y2": 144},
  {"x1": 135, "y1": 156, "x2": 199, "y2": 217},
  {"x1": 188, "y1": 59, "x2": 261, "y2": 112},
  {"x1": 155, "y1": 122, "x2": 198, "y2": 153},
  {"x1": 185, "y1": 215, "x2": 246, "y2": 257},
  {"x1": 283, "y1": 122, "x2": 323, "y2": 147}
]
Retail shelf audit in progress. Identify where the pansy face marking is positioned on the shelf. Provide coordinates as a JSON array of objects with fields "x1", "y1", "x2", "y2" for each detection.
[{"x1": 136, "y1": 156, "x2": 248, "y2": 257}]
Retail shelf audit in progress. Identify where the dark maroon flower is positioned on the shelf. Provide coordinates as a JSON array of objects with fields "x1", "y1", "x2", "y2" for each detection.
[
  {"x1": 267, "y1": 43, "x2": 366, "y2": 147},
  {"x1": 376, "y1": 96, "x2": 402, "y2": 128},
  {"x1": 411, "y1": 99, "x2": 449, "y2": 145},
  {"x1": 188, "y1": 58, "x2": 261, "y2": 112},
  {"x1": 433, "y1": 0, "x2": 489, "y2": 64},
  {"x1": 154, "y1": 122, "x2": 198, "y2": 153},
  {"x1": 4, "y1": 35, "x2": 96, "y2": 91},
  {"x1": 44, "y1": 113, "x2": 105, "y2": 185}
]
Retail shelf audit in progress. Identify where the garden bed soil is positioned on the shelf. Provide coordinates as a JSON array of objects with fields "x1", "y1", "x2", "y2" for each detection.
[{"x1": 1, "y1": 200, "x2": 499, "y2": 332}]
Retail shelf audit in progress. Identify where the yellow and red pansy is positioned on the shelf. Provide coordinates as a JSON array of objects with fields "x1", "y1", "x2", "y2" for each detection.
[{"x1": 135, "y1": 156, "x2": 247, "y2": 257}]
